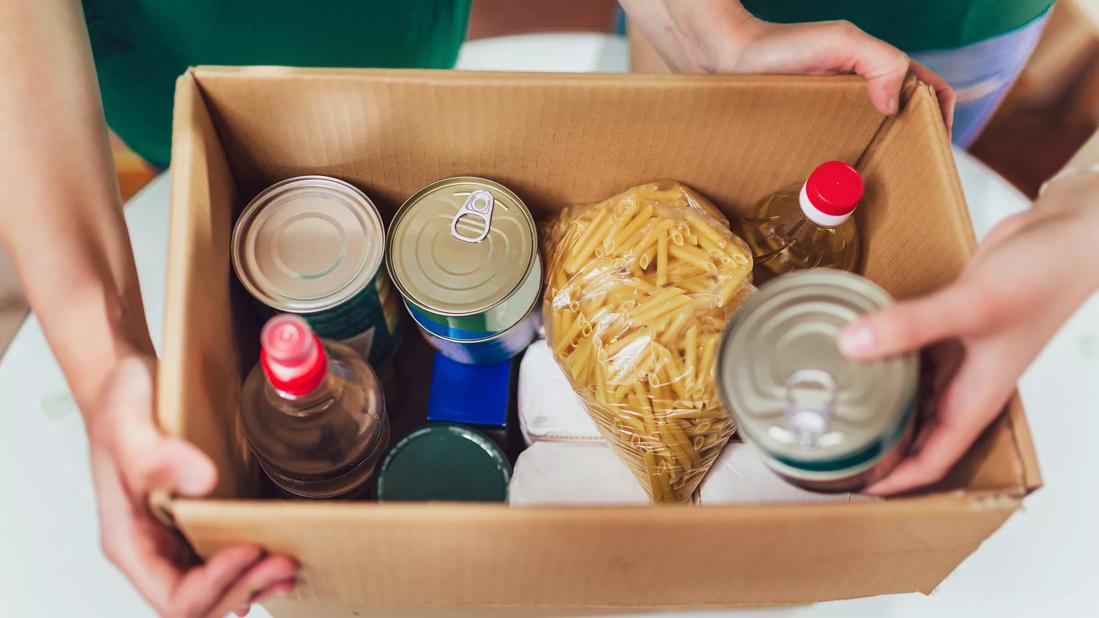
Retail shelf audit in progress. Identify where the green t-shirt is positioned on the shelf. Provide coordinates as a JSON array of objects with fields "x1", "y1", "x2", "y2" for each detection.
[
  {"x1": 741, "y1": 0, "x2": 1054, "y2": 53},
  {"x1": 83, "y1": 0, "x2": 472, "y2": 166}
]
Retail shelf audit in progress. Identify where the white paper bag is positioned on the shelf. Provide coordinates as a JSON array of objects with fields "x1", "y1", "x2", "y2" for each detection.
[
  {"x1": 509, "y1": 441, "x2": 650, "y2": 506},
  {"x1": 698, "y1": 441, "x2": 869, "y2": 504},
  {"x1": 517, "y1": 339, "x2": 601, "y2": 444}
]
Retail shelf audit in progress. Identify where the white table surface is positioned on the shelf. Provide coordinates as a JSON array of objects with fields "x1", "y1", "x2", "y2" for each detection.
[{"x1": 3, "y1": 33, "x2": 1098, "y2": 618}]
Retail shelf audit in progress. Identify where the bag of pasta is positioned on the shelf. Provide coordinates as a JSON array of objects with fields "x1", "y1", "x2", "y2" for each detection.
[{"x1": 543, "y1": 181, "x2": 755, "y2": 503}]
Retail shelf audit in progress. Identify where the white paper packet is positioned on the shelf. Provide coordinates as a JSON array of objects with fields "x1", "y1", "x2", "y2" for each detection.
[
  {"x1": 517, "y1": 339, "x2": 601, "y2": 444},
  {"x1": 509, "y1": 441, "x2": 650, "y2": 506},
  {"x1": 698, "y1": 441, "x2": 873, "y2": 504}
]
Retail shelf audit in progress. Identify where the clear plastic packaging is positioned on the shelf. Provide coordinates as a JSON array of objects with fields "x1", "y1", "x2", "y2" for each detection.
[{"x1": 543, "y1": 181, "x2": 755, "y2": 502}]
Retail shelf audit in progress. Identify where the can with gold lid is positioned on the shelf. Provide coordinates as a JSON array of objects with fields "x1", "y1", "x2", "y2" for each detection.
[
  {"x1": 386, "y1": 177, "x2": 541, "y2": 364},
  {"x1": 716, "y1": 269, "x2": 919, "y2": 492},
  {"x1": 232, "y1": 175, "x2": 403, "y2": 367}
]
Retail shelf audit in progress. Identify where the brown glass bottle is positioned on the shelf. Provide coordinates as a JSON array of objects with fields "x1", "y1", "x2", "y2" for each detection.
[
  {"x1": 242, "y1": 314, "x2": 388, "y2": 499},
  {"x1": 741, "y1": 161, "x2": 864, "y2": 281}
]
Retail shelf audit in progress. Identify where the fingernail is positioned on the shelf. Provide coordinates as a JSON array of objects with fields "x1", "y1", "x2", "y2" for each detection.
[
  {"x1": 234, "y1": 607, "x2": 251, "y2": 617},
  {"x1": 838, "y1": 323, "x2": 875, "y2": 358},
  {"x1": 888, "y1": 96, "x2": 898, "y2": 114}
]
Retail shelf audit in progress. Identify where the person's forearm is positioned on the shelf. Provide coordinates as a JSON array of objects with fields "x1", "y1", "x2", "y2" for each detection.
[
  {"x1": 1033, "y1": 129, "x2": 1099, "y2": 290},
  {"x1": 1047, "y1": 128, "x2": 1099, "y2": 226},
  {"x1": 619, "y1": 0, "x2": 757, "y2": 72},
  {"x1": 1066, "y1": 127, "x2": 1099, "y2": 171},
  {"x1": 0, "y1": 1, "x2": 152, "y2": 411}
]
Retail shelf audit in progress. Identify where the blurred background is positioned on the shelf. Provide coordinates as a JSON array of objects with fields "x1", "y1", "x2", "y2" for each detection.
[{"x1": 2, "y1": 0, "x2": 1097, "y2": 356}]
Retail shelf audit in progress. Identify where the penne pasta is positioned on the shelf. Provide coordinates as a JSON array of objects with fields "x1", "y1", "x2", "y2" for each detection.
[
  {"x1": 552, "y1": 311, "x2": 582, "y2": 355},
  {"x1": 627, "y1": 286, "x2": 685, "y2": 320},
  {"x1": 565, "y1": 208, "x2": 614, "y2": 273},
  {"x1": 609, "y1": 204, "x2": 654, "y2": 252},
  {"x1": 684, "y1": 324, "x2": 699, "y2": 389},
  {"x1": 628, "y1": 219, "x2": 675, "y2": 258},
  {"x1": 605, "y1": 326, "x2": 652, "y2": 358},
  {"x1": 697, "y1": 334, "x2": 721, "y2": 386},
  {"x1": 659, "y1": 311, "x2": 692, "y2": 347},
  {"x1": 656, "y1": 232, "x2": 669, "y2": 286},
  {"x1": 688, "y1": 214, "x2": 730, "y2": 249},
  {"x1": 542, "y1": 180, "x2": 754, "y2": 503},
  {"x1": 669, "y1": 243, "x2": 717, "y2": 274}
]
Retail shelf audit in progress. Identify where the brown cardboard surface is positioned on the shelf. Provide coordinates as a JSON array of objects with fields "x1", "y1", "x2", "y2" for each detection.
[
  {"x1": 161, "y1": 67, "x2": 1039, "y2": 612},
  {"x1": 260, "y1": 600, "x2": 684, "y2": 618},
  {"x1": 172, "y1": 495, "x2": 1018, "y2": 608},
  {"x1": 162, "y1": 73, "x2": 255, "y2": 499},
  {"x1": 191, "y1": 67, "x2": 884, "y2": 218}
]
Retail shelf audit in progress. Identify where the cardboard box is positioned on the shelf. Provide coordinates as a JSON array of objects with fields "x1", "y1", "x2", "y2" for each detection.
[{"x1": 160, "y1": 67, "x2": 1041, "y2": 617}]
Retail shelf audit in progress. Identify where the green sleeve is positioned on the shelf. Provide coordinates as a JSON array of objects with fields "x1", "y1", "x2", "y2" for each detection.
[
  {"x1": 84, "y1": 0, "x2": 472, "y2": 166},
  {"x1": 741, "y1": 0, "x2": 1053, "y2": 53}
]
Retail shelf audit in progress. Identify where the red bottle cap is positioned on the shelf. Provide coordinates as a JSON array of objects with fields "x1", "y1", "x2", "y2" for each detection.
[
  {"x1": 805, "y1": 161, "x2": 864, "y2": 217},
  {"x1": 260, "y1": 314, "x2": 327, "y2": 396}
]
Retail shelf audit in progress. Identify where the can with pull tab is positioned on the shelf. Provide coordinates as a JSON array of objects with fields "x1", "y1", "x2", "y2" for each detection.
[
  {"x1": 386, "y1": 177, "x2": 541, "y2": 365},
  {"x1": 716, "y1": 269, "x2": 919, "y2": 492}
]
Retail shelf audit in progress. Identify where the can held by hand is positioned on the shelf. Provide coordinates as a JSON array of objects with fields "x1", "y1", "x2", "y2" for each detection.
[
  {"x1": 232, "y1": 176, "x2": 403, "y2": 367},
  {"x1": 716, "y1": 269, "x2": 919, "y2": 492},
  {"x1": 386, "y1": 177, "x2": 541, "y2": 365}
]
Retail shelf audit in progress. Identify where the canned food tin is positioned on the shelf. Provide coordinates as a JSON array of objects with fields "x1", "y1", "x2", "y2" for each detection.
[
  {"x1": 386, "y1": 177, "x2": 541, "y2": 363},
  {"x1": 410, "y1": 300, "x2": 542, "y2": 365},
  {"x1": 716, "y1": 269, "x2": 919, "y2": 492},
  {"x1": 232, "y1": 176, "x2": 403, "y2": 366},
  {"x1": 374, "y1": 423, "x2": 511, "y2": 502}
]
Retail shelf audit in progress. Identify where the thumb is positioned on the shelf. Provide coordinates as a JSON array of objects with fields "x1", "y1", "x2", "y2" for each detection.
[
  {"x1": 134, "y1": 437, "x2": 218, "y2": 498},
  {"x1": 729, "y1": 21, "x2": 907, "y2": 116},
  {"x1": 838, "y1": 285, "x2": 980, "y2": 361},
  {"x1": 100, "y1": 357, "x2": 218, "y2": 497},
  {"x1": 849, "y1": 38, "x2": 908, "y2": 116},
  {"x1": 793, "y1": 21, "x2": 909, "y2": 115}
]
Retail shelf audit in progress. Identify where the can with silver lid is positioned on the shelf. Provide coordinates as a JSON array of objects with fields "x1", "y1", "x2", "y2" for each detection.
[
  {"x1": 386, "y1": 177, "x2": 541, "y2": 364},
  {"x1": 232, "y1": 176, "x2": 403, "y2": 367},
  {"x1": 716, "y1": 269, "x2": 918, "y2": 492}
]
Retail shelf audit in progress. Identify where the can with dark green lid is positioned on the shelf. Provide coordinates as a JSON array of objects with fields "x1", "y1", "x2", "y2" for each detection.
[
  {"x1": 374, "y1": 424, "x2": 511, "y2": 502},
  {"x1": 386, "y1": 177, "x2": 541, "y2": 364},
  {"x1": 716, "y1": 269, "x2": 919, "y2": 492},
  {"x1": 232, "y1": 175, "x2": 403, "y2": 367}
]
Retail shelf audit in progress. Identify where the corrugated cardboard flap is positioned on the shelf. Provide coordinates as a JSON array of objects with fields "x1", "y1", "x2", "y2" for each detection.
[{"x1": 169, "y1": 492, "x2": 1019, "y2": 608}]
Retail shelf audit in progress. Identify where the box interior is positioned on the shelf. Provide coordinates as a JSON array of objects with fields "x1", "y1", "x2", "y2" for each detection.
[{"x1": 159, "y1": 67, "x2": 1040, "y2": 609}]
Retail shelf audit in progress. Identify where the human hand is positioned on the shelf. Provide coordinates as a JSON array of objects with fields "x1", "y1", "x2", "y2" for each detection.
[
  {"x1": 619, "y1": 0, "x2": 954, "y2": 131},
  {"x1": 839, "y1": 173, "x2": 1099, "y2": 495},
  {"x1": 89, "y1": 356, "x2": 298, "y2": 617}
]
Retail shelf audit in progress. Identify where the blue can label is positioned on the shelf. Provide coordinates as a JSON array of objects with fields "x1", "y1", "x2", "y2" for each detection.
[{"x1": 414, "y1": 308, "x2": 540, "y2": 365}]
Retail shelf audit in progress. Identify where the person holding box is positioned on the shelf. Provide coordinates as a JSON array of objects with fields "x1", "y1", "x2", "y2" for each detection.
[
  {"x1": 0, "y1": 0, "x2": 1081, "y2": 616},
  {"x1": 622, "y1": 0, "x2": 1053, "y2": 146}
]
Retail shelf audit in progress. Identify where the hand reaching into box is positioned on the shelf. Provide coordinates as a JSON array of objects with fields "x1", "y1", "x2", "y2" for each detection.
[
  {"x1": 620, "y1": 0, "x2": 955, "y2": 133},
  {"x1": 840, "y1": 166, "x2": 1099, "y2": 495}
]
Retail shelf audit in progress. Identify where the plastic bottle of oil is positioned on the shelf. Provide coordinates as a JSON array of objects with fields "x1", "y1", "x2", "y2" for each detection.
[
  {"x1": 741, "y1": 161, "x2": 864, "y2": 280},
  {"x1": 241, "y1": 314, "x2": 388, "y2": 499}
]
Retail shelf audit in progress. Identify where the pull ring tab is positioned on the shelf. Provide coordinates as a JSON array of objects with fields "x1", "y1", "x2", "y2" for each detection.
[
  {"x1": 784, "y1": 369, "x2": 838, "y2": 447},
  {"x1": 451, "y1": 189, "x2": 495, "y2": 243}
]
